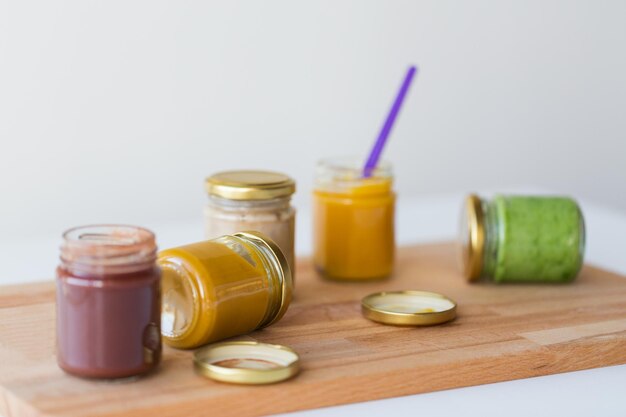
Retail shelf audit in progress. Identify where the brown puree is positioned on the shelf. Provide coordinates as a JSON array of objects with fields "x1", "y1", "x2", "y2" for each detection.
[{"x1": 56, "y1": 225, "x2": 161, "y2": 379}]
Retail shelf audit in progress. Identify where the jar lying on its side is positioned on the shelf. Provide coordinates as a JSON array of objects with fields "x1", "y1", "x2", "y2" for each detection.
[
  {"x1": 460, "y1": 194, "x2": 585, "y2": 283},
  {"x1": 158, "y1": 231, "x2": 293, "y2": 349},
  {"x1": 204, "y1": 171, "x2": 296, "y2": 280},
  {"x1": 56, "y1": 225, "x2": 162, "y2": 378}
]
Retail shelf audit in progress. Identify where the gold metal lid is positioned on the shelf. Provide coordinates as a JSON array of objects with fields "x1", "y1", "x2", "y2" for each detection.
[
  {"x1": 461, "y1": 194, "x2": 485, "y2": 281},
  {"x1": 193, "y1": 341, "x2": 300, "y2": 384},
  {"x1": 361, "y1": 291, "x2": 457, "y2": 326},
  {"x1": 205, "y1": 170, "x2": 296, "y2": 200},
  {"x1": 233, "y1": 231, "x2": 293, "y2": 327}
]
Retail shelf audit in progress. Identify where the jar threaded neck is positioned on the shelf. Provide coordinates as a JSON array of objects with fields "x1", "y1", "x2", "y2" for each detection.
[
  {"x1": 60, "y1": 225, "x2": 157, "y2": 275},
  {"x1": 232, "y1": 232, "x2": 292, "y2": 328}
]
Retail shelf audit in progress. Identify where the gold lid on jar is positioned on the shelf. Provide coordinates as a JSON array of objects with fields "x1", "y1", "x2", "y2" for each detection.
[
  {"x1": 461, "y1": 194, "x2": 485, "y2": 282},
  {"x1": 233, "y1": 231, "x2": 293, "y2": 327},
  {"x1": 205, "y1": 170, "x2": 296, "y2": 200}
]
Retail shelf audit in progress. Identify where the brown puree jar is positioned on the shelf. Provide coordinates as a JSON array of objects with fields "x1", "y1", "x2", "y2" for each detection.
[{"x1": 56, "y1": 225, "x2": 161, "y2": 379}]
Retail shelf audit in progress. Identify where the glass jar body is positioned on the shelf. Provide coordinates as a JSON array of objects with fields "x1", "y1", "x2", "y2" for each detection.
[
  {"x1": 56, "y1": 225, "x2": 161, "y2": 379},
  {"x1": 481, "y1": 195, "x2": 585, "y2": 283},
  {"x1": 313, "y1": 158, "x2": 395, "y2": 280},
  {"x1": 204, "y1": 196, "x2": 295, "y2": 279},
  {"x1": 158, "y1": 232, "x2": 292, "y2": 349}
]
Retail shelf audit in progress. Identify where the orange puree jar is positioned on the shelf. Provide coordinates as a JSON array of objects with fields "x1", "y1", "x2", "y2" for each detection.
[
  {"x1": 313, "y1": 158, "x2": 395, "y2": 280},
  {"x1": 157, "y1": 232, "x2": 292, "y2": 349}
]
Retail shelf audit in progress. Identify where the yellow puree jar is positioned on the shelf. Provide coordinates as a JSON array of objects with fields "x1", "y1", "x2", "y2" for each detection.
[
  {"x1": 313, "y1": 158, "x2": 395, "y2": 280},
  {"x1": 158, "y1": 232, "x2": 293, "y2": 349}
]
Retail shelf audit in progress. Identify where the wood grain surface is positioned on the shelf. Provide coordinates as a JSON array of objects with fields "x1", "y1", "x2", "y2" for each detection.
[{"x1": 2, "y1": 242, "x2": 626, "y2": 417}]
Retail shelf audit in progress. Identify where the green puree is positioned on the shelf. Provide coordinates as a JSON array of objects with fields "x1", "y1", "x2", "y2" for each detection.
[{"x1": 484, "y1": 196, "x2": 584, "y2": 283}]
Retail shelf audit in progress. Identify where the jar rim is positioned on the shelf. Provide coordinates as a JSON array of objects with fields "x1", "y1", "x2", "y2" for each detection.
[
  {"x1": 60, "y1": 224, "x2": 157, "y2": 270},
  {"x1": 316, "y1": 156, "x2": 392, "y2": 178},
  {"x1": 315, "y1": 157, "x2": 393, "y2": 195}
]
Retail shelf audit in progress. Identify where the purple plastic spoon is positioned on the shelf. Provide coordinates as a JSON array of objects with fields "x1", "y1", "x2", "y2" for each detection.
[{"x1": 363, "y1": 65, "x2": 417, "y2": 177}]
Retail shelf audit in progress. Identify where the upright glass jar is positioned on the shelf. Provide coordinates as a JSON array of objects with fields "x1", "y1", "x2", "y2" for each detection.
[
  {"x1": 460, "y1": 194, "x2": 585, "y2": 283},
  {"x1": 313, "y1": 158, "x2": 395, "y2": 280},
  {"x1": 204, "y1": 171, "x2": 296, "y2": 279},
  {"x1": 158, "y1": 231, "x2": 293, "y2": 349},
  {"x1": 56, "y1": 225, "x2": 161, "y2": 379}
]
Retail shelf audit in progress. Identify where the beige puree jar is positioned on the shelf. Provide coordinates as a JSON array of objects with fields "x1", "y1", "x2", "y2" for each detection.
[{"x1": 204, "y1": 170, "x2": 296, "y2": 280}]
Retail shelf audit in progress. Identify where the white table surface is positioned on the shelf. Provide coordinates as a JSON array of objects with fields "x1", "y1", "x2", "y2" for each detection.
[{"x1": 2, "y1": 189, "x2": 626, "y2": 416}]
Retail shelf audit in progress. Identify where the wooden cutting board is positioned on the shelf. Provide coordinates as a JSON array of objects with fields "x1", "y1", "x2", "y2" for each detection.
[{"x1": 2, "y1": 242, "x2": 626, "y2": 417}]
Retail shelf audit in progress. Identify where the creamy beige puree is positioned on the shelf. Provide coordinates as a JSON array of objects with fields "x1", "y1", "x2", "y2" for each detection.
[
  {"x1": 204, "y1": 200, "x2": 295, "y2": 274},
  {"x1": 204, "y1": 171, "x2": 296, "y2": 280}
]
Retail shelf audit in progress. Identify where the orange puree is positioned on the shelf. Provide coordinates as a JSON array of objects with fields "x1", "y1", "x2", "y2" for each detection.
[
  {"x1": 158, "y1": 233, "x2": 290, "y2": 349},
  {"x1": 313, "y1": 177, "x2": 395, "y2": 280}
]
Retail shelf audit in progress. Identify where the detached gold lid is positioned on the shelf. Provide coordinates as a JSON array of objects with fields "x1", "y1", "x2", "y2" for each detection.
[
  {"x1": 193, "y1": 341, "x2": 300, "y2": 384},
  {"x1": 361, "y1": 291, "x2": 457, "y2": 326},
  {"x1": 461, "y1": 194, "x2": 485, "y2": 281},
  {"x1": 205, "y1": 170, "x2": 295, "y2": 200}
]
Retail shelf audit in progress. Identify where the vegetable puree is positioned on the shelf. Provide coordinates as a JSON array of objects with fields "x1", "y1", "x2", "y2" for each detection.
[
  {"x1": 313, "y1": 176, "x2": 395, "y2": 280},
  {"x1": 485, "y1": 196, "x2": 584, "y2": 283},
  {"x1": 158, "y1": 233, "x2": 291, "y2": 349}
]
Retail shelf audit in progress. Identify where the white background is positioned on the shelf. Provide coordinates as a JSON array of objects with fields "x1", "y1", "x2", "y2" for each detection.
[{"x1": 1, "y1": 0, "x2": 625, "y2": 246}]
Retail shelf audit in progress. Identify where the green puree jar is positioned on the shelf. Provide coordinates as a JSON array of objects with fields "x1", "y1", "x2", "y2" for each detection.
[{"x1": 460, "y1": 194, "x2": 585, "y2": 283}]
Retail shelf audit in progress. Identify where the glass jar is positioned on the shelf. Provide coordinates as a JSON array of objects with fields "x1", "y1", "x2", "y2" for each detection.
[
  {"x1": 313, "y1": 157, "x2": 395, "y2": 280},
  {"x1": 460, "y1": 194, "x2": 585, "y2": 283},
  {"x1": 56, "y1": 225, "x2": 161, "y2": 379},
  {"x1": 204, "y1": 170, "x2": 296, "y2": 280},
  {"x1": 158, "y1": 231, "x2": 293, "y2": 349}
]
